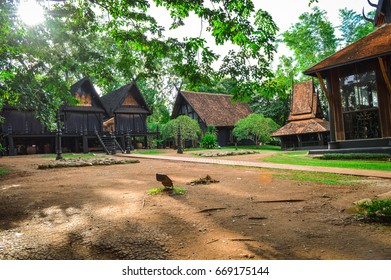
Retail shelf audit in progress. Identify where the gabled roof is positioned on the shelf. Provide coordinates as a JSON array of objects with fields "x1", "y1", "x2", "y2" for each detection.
[
  {"x1": 304, "y1": 23, "x2": 391, "y2": 76},
  {"x1": 65, "y1": 77, "x2": 107, "y2": 114},
  {"x1": 100, "y1": 82, "x2": 151, "y2": 117},
  {"x1": 172, "y1": 90, "x2": 252, "y2": 127},
  {"x1": 288, "y1": 81, "x2": 324, "y2": 121},
  {"x1": 271, "y1": 119, "x2": 330, "y2": 137}
]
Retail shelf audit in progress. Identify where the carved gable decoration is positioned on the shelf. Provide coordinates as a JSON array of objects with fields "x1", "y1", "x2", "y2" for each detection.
[
  {"x1": 122, "y1": 93, "x2": 139, "y2": 106},
  {"x1": 289, "y1": 81, "x2": 322, "y2": 121},
  {"x1": 291, "y1": 82, "x2": 313, "y2": 116},
  {"x1": 75, "y1": 88, "x2": 92, "y2": 106}
]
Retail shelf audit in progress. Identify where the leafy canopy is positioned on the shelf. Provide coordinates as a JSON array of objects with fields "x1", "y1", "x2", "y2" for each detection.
[
  {"x1": 1, "y1": 0, "x2": 280, "y2": 128},
  {"x1": 233, "y1": 113, "x2": 279, "y2": 145},
  {"x1": 162, "y1": 115, "x2": 201, "y2": 142}
]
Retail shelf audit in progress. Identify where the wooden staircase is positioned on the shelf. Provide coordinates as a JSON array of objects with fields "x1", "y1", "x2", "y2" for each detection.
[{"x1": 95, "y1": 131, "x2": 125, "y2": 155}]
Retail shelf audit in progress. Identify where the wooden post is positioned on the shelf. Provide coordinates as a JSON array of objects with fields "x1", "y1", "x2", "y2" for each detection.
[
  {"x1": 82, "y1": 127, "x2": 88, "y2": 154},
  {"x1": 125, "y1": 130, "x2": 131, "y2": 154},
  {"x1": 56, "y1": 111, "x2": 63, "y2": 160},
  {"x1": 378, "y1": 57, "x2": 391, "y2": 96}
]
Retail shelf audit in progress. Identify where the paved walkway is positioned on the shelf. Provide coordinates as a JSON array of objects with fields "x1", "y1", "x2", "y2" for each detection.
[{"x1": 117, "y1": 153, "x2": 391, "y2": 179}]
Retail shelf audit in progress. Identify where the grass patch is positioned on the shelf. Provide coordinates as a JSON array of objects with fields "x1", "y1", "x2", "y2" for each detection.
[
  {"x1": 147, "y1": 186, "x2": 187, "y2": 195},
  {"x1": 356, "y1": 199, "x2": 391, "y2": 222},
  {"x1": 263, "y1": 152, "x2": 391, "y2": 171},
  {"x1": 132, "y1": 149, "x2": 166, "y2": 155},
  {"x1": 320, "y1": 153, "x2": 390, "y2": 161},
  {"x1": 273, "y1": 170, "x2": 358, "y2": 185},
  {"x1": 0, "y1": 168, "x2": 7, "y2": 176},
  {"x1": 186, "y1": 145, "x2": 280, "y2": 153},
  {"x1": 41, "y1": 153, "x2": 103, "y2": 159}
]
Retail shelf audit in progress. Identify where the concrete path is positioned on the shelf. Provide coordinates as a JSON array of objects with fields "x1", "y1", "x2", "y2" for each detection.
[{"x1": 117, "y1": 153, "x2": 391, "y2": 179}]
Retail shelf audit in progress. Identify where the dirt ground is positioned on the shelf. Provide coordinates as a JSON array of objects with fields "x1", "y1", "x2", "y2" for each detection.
[{"x1": 0, "y1": 151, "x2": 390, "y2": 260}]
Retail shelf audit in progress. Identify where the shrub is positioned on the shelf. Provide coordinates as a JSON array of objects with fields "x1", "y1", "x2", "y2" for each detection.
[
  {"x1": 320, "y1": 153, "x2": 390, "y2": 161},
  {"x1": 356, "y1": 199, "x2": 391, "y2": 222},
  {"x1": 199, "y1": 133, "x2": 218, "y2": 149}
]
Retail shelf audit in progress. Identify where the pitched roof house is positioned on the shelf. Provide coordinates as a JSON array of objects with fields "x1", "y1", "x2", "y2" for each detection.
[
  {"x1": 0, "y1": 77, "x2": 109, "y2": 155},
  {"x1": 272, "y1": 81, "x2": 330, "y2": 150},
  {"x1": 304, "y1": 0, "x2": 391, "y2": 154},
  {"x1": 100, "y1": 81, "x2": 152, "y2": 149},
  {"x1": 171, "y1": 90, "x2": 252, "y2": 146}
]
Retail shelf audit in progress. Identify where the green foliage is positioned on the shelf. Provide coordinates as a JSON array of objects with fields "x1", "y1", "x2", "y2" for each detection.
[
  {"x1": 162, "y1": 115, "x2": 201, "y2": 143},
  {"x1": 320, "y1": 153, "x2": 390, "y2": 161},
  {"x1": 147, "y1": 186, "x2": 187, "y2": 195},
  {"x1": 206, "y1": 125, "x2": 217, "y2": 137},
  {"x1": 199, "y1": 133, "x2": 218, "y2": 149},
  {"x1": 233, "y1": 113, "x2": 280, "y2": 145},
  {"x1": 338, "y1": 8, "x2": 376, "y2": 47},
  {"x1": 282, "y1": 6, "x2": 338, "y2": 78},
  {"x1": 356, "y1": 199, "x2": 391, "y2": 221},
  {"x1": 1, "y1": 0, "x2": 280, "y2": 125}
]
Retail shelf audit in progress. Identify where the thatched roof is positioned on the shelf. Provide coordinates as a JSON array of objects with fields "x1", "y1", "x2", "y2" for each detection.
[
  {"x1": 100, "y1": 82, "x2": 151, "y2": 117},
  {"x1": 305, "y1": 23, "x2": 391, "y2": 75},
  {"x1": 172, "y1": 91, "x2": 252, "y2": 127},
  {"x1": 272, "y1": 119, "x2": 330, "y2": 137}
]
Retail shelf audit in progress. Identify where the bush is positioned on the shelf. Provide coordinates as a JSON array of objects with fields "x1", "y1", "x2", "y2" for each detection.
[
  {"x1": 199, "y1": 133, "x2": 218, "y2": 149},
  {"x1": 356, "y1": 199, "x2": 391, "y2": 222},
  {"x1": 320, "y1": 153, "x2": 390, "y2": 161}
]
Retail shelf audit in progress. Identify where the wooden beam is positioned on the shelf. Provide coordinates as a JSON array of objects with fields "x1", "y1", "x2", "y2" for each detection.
[
  {"x1": 316, "y1": 72, "x2": 330, "y2": 103},
  {"x1": 378, "y1": 57, "x2": 391, "y2": 96}
]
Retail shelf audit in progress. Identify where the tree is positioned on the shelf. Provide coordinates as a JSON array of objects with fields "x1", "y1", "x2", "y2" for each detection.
[
  {"x1": 1, "y1": 0, "x2": 280, "y2": 127},
  {"x1": 282, "y1": 6, "x2": 338, "y2": 78},
  {"x1": 338, "y1": 8, "x2": 376, "y2": 47},
  {"x1": 233, "y1": 113, "x2": 279, "y2": 145},
  {"x1": 162, "y1": 115, "x2": 201, "y2": 145}
]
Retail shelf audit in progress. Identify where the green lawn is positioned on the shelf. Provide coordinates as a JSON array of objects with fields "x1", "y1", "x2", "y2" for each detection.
[
  {"x1": 41, "y1": 153, "x2": 104, "y2": 159},
  {"x1": 273, "y1": 170, "x2": 358, "y2": 185},
  {"x1": 131, "y1": 149, "x2": 167, "y2": 155},
  {"x1": 185, "y1": 145, "x2": 281, "y2": 152},
  {"x1": 263, "y1": 151, "x2": 391, "y2": 171}
]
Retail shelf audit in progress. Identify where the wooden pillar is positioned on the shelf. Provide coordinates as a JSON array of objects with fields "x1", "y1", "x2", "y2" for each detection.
[
  {"x1": 376, "y1": 58, "x2": 391, "y2": 137},
  {"x1": 82, "y1": 128, "x2": 88, "y2": 154},
  {"x1": 329, "y1": 69, "x2": 345, "y2": 142},
  {"x1": 7, "y1": 135, "x2": 15, "y2": 156}
]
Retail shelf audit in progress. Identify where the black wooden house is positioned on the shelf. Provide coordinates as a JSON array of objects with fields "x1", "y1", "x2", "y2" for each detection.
[
  {"x1": 61, "y1": 77, "x2": 109, "y2": 153},
  {"x1": 100, "y1": 81, "x2": 153, "y2": 149},
  {"x1": 0, "y1": 77, "x2": 109, "y2": 155}
]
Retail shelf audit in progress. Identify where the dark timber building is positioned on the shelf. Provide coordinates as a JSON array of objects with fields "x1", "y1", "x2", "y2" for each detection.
[
  {"x1": 304, "y1": 0, "x2": 391, "y2": 154},
  {"x1": 100, "y1": 81, "x2": 153, "y2": 149},
  {"x1": 171, "y1": 90, "x2": 252, "y2": 146},
  {"x1": 0, "y1": 78, "x2": 153, "y2": 155}
]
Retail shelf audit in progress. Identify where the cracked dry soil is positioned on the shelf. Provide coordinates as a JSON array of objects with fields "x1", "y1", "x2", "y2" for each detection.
[{"x1": 0, "y1": 154, "x2": 390, "y2": 260}]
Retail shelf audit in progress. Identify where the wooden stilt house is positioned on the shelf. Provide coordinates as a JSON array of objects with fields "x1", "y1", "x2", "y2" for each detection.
[
  {"x1": 100, "y1": 81, "x2": 153, "y2": 149},
  {"x1": 271, "y1": 81, "x2": 330, "y2": 150},
  {"x1": 304, "y1": 0, "x2": 391, "y2": 154},
  {"x1": 171, "y1": 90, "x2": 252, "y2": 146},
  {"x1": 0, "y1": 77, "x2": 109, "y2": 155},
  {"x1": 62, "y1": 77, "x2": 109, "y2": 153}
]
